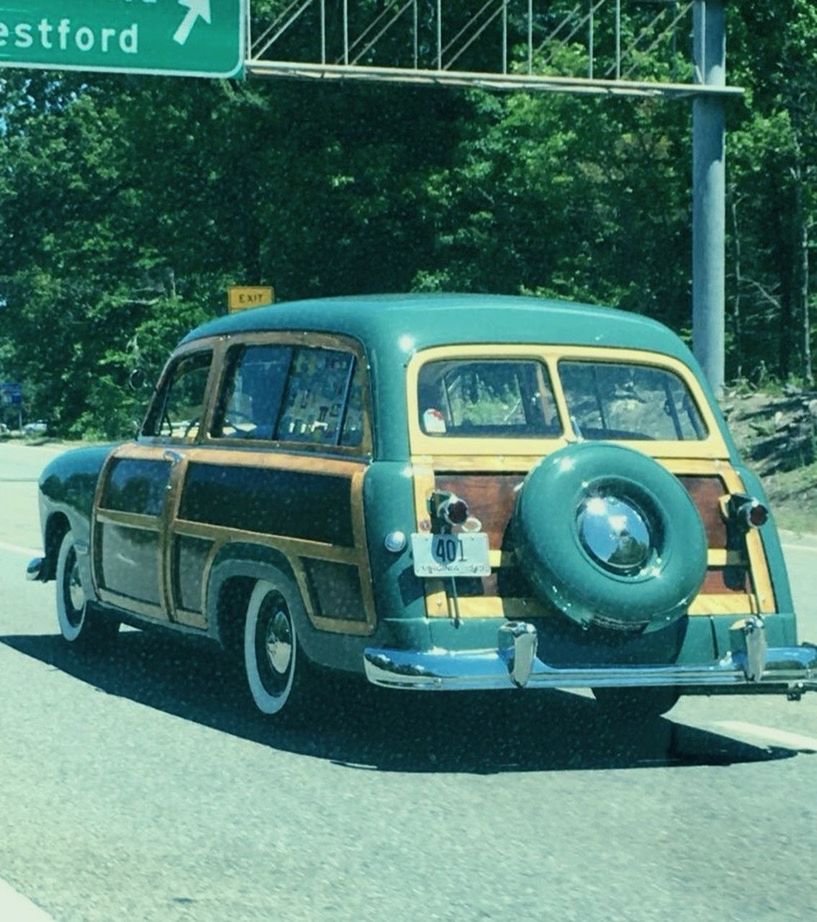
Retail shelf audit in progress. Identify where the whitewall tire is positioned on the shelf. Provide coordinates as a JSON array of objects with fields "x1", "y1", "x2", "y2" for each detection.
[
  {"x1": 56, "y1": 530, "x2": 118, "y2": 648},
  {"x1": 243, "y1": 575, "x2": 314, "y2": 718}
]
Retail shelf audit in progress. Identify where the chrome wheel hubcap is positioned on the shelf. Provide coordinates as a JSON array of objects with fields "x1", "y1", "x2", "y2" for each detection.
[
  {"x1": 68, "y1": 558, "x2": 84, "y2": 612},
  {"x1": 264, "y1": 609, "x2": 293, "y2": 675},
  {"x1": 578, "y1": 494, "x2": 651, "y2": 574}
]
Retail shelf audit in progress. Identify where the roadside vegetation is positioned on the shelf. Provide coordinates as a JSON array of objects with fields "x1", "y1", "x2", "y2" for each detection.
[
  {"x1": 765, "y1": 462, "x2": 817, "y2": 535},
  {"x1": 723, "y1": 384, "x2": 817, "y2": 534},
  {"x1": 0, "y1": 3, "x2": 814, "y2": 457}
]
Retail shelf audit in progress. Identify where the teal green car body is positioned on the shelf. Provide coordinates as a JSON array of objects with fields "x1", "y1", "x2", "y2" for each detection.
[{"x1": 30, "y1": 294, "x2": 817, "y2": 718}]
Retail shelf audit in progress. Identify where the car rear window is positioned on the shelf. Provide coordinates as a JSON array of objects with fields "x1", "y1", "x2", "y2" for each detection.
[
  {"x1": 417, "y1": 360, "x2": 560, "y2": 437},
  {"x1": 559, "y1": 361, "x2": 707, "y2": 441}
]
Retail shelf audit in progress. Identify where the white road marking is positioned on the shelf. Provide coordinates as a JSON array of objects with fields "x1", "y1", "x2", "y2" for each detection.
[
  {"x1": 781, "y1": 543, "x2": 817, "y2": 554},
  {"x1": 779, "y1": 530, "x2": 817, "y2": 553},
  {"x1": 0, "y1": 878, "x2": 55, "y2": 921},
  {"x1": 0, "y1": 541, "x2": 42, "y2": 557},
  {"x1": 713, "y1": 720, "x2": 817, "y2": 752}
]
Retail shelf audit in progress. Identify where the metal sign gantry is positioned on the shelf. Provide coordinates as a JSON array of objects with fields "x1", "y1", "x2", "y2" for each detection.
[{"x1": 247, "y1": 0, "x2": 740, "y2": 99}]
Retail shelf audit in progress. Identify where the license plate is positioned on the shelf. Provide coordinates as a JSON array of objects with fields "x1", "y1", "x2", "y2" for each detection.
[{"x1": 411, "y1": 532, "x2": 491, "y2": 578}]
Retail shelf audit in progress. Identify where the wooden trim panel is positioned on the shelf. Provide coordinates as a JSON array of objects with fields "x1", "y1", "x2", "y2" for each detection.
[{"x1": 416, "y1": 462, "x2": 776, "y2": 620}]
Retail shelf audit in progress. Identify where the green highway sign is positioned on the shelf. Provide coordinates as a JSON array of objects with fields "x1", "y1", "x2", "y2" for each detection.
[{"x1": 0, "y1": 1, "x2": 245, "y2": 78}]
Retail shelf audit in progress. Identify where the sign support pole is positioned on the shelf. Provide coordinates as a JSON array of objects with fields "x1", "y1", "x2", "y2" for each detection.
[{"x1": 692, "y1": 0, "x2": 727, "y2": 396}]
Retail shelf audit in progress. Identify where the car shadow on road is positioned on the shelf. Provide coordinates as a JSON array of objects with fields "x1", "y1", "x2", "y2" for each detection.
[{"x1": 1, "y1": 629, "x2": 805, "y2": 775}]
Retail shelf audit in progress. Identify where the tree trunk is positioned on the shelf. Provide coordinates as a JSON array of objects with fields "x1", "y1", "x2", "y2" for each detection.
[
  {"x1": 792, "y1": 154, "x2": 813, "y2": 385},
  {"x1": 729, "y1": 195, "x2": 743, "y2": 380},
  {"x1": 799, "y1": 217, "x2": 813, "y2": 384}
]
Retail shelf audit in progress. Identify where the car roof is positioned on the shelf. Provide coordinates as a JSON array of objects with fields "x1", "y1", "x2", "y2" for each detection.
[
  {"x1": 179, "y1": 293, "x2": 732, "y2": 461},
  {"x1": 180, "y1": 292, "x2": 695, "y2": 363}
]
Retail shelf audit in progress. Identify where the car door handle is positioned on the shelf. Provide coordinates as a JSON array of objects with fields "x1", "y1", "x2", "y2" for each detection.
[{"x1": 162, "y1": 449, "x2": 185, "y2": 465}]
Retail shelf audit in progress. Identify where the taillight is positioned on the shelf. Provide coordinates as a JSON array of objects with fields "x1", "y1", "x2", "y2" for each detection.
[
  {"x1": 740, "y1": 500, "x2": 769, "y2": 529},
  {"x1": 728, "y1": 494, "x2": 769, "y2": 531},
  {"x1": 429, "y1": 490, "x2": 469, "y2": 530}
]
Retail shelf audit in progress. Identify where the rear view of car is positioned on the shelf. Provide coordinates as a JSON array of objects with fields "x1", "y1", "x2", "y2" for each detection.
[{"x1": 363, "y1": 310, "x2": 817, "y2": 717}]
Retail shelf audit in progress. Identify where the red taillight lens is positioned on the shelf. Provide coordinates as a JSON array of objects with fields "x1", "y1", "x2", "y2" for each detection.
[
  {"x1": 445, "y1": 498, "x2": 469, "y2": 525},
  {"x1": 748, "y1": 503, "x2": 769, "y2": 528},
  {"x1": 429, "y1": 490, "x2": 470, "y2": 529},
  {"x1": 738, "y1": 499, "x2": 768, "y2": 529}
]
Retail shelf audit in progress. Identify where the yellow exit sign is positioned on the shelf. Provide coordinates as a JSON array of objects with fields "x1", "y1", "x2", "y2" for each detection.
[{"x1": 228, "y1": 286, "x2": 275, "y2": 312}]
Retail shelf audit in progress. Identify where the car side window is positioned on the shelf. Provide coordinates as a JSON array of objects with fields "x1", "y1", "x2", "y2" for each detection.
[
  {"x1": 142, "y1": 351, "x2": 212, "y2": 440},
  {"x1": 339, "y1": 360, "x2": 365, "y2": 447},
  {"x1": 211, "y1": 344, "x2": 293, "y2": 440},
  {"x1": 274, "y1": 346, "x2": 362, "y2": 447},
  {"x1": 210, "y1": 342, "x2": 366, "y2": 449}
]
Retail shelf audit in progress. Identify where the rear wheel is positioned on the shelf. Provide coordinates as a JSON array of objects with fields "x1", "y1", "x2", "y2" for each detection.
[
  {"x1": 242, "y1": 573, "x2": 317, "y2": 721},
  {"x1": 592, "y1": 686, "x2": 680, "y2": 721},
  {"x1": 56, "y1": 530, "x2": 119, "y2": 649}
]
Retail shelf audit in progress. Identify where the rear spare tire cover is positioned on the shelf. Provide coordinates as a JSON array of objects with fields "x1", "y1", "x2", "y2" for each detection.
[{"x1": 514, "y1": 442, "x2": 707, "y2": 633}]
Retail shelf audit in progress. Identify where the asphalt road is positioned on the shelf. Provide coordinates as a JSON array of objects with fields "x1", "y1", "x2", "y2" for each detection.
[{"x1": 1, "y1": 442, "x2": 816, "y2": 922}]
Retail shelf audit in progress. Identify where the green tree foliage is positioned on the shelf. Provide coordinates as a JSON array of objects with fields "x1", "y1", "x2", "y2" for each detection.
[
  {"x1": 414, "y1": 89, "x2": 690, "y2": 329},
  {"x1": 728, "y1": 0, "x2": 816, "y2": 383},
  {"x1": 0, "y1": 3, "x2": 814, "y2": 436}
]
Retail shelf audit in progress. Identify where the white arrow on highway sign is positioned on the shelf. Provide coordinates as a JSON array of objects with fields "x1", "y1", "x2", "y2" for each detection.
[{"x1": 174, "y1": 0, "x2": 212, "y2": 48}]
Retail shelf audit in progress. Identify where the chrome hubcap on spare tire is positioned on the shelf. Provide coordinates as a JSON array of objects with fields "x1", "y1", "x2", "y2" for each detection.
[{"x1": 578, "y1": 494, "x2": 651, "y2": 575}]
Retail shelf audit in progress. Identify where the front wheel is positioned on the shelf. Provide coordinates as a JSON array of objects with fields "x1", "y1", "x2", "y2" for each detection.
[
  {"x1": 243, "y1": 574, "x2": 317, "y2": 721},
  {"x1": 56, "y1": 530, "x2": 119, "y2": 649},
  {"x1": 592, "y1": 686, "x2": 680, "y2": 721}
]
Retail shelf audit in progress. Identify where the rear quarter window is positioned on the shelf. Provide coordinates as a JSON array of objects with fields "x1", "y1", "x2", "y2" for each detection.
[{"x1": 211, "y1": 342, "x2": 366, "y2": 449}]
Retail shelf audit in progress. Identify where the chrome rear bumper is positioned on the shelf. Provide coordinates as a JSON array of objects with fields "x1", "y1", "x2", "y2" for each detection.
[{"x1": 363, "y1": 617, "x2": 817, "y2": 694}]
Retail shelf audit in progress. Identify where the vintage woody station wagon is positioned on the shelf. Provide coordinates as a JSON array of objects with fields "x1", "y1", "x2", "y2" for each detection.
[{"x1": 29, "y1": 293, "x2": 817, "y2": 720}]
